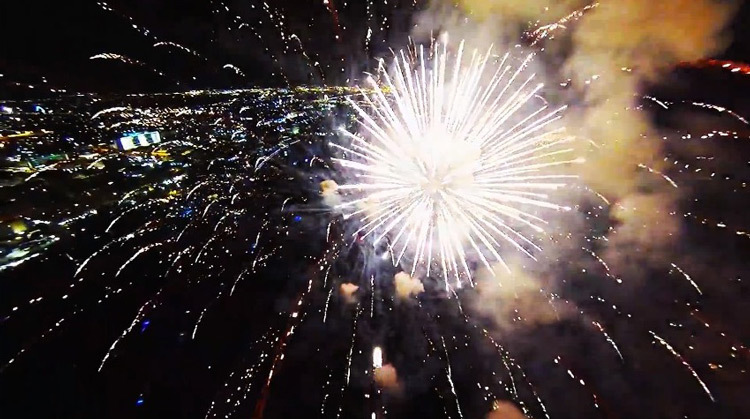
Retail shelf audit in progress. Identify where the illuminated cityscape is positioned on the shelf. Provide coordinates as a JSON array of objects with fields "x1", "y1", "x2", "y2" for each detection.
[{"x1": 0, "y1": 87, "x2": 356, "y2": 276}]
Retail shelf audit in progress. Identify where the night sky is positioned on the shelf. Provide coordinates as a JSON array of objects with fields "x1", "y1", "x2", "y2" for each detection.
[
  {"x1": 3, "y1": 1, "x2": 750, "y2": 95},
  {"x1": 1, "y1": 0, "x2": 416, "y2": 94}
]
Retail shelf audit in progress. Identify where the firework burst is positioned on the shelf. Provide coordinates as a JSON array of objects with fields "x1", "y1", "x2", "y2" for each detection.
[{"x1": 333, "y1": 40, "x2": 580, "y2": 287}]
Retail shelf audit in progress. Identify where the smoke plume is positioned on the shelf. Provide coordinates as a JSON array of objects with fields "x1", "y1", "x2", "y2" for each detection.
[
  {"x1": 438, "y1": 0, "x2": 736, "y2": 272},
  {"x1": 374, "y1": 364, "x2": 402, "y2": 391},
  {"x1": 486, "y1": 400, "x2": 529, "y2": 419},
  {"x1": 474, "y1": 261, "x2": 573, "y2": 331},
  {"x1": 394, "y1": 272, "x2": 425, "y2": 299},
  {"x1": 453, "y1": 0, "x2": 736, "y2": 198},
  {"x1": 320, "y1": 179, "x2": 341, "y2": 207},
  {"x1": 340, "y1": 282, "x2": 360, "y2": 304},
  {"x1": 406, "y1": 1, "x2": 739, "y2": 348}
]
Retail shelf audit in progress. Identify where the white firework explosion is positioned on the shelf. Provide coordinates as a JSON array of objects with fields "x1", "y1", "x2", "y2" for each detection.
[{"x1": 332, "y1": 40, "x2": 581, "y2": 288}]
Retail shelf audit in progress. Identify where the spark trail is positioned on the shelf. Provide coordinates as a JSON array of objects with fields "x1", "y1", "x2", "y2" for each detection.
[{"x1": 650, "y1": 331, "x2": 716, "y2": 402}]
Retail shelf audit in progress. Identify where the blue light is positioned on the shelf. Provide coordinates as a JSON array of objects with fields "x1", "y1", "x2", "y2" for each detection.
[
  {"x1": 293, "y1": 215, "x2": 302, "y2": 222},
  {"x1": 136, "y1": 398, "x2": 144, "y2": 406},
  {"x1": 140, "y1": 319, "x2": 150, "y2": 333}
]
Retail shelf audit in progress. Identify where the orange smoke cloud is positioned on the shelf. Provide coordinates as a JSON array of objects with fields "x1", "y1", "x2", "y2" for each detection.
[
  {"x1": 340, "y1": 282, "x2": 359, "y2": 304},
  {"x1": 486, "y1": 400, "x2": 528, "y2": 419},
  {"x1": 394, "y1": 272, "x2": 425, "y2": 299},
  {"x1": 374, "y1": 364, "x2": 401, "y2": 391}
]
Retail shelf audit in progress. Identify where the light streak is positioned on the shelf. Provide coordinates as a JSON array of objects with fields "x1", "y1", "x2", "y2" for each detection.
[
  {"x1": 650, "y1": 331, "x2": 715, "y2": 402},
  {"x1": 99, "y1": 299, "x2": 154, "y2": 371},
  {"x1": 670, "y1": 262, "x2": 703, "y2": 295},
  {"x1": 345, "y1": 304, "x2": 361, "y2": 385},
  {"x1": 583, "y1": 248, "x2": 621, "y2": 283},
  {"x1": 0, "y1": 253, "x2": 41, "y2": 273},
  {"x1": 440, "y1": 335, "x2": 464, "y2": 418},
  {"x1": 223, "y1": 64, "x2": 246, "y2": 77},
  {"x1": 638, "y1": 164, "x2": 678, "y2": 188},
  {"x1": 193, "y1": 289, "x2": 224, "y2": 340},
  {"x1": 153, "y1": 41, "x2": 206, "y2": 60},
  {"x1": 91, "y1": 106, "x2": 129, "y2": 119},
  {"x1": 75, "y1": 231, "x2": 138, "y2": 277},
  {"x1": 592, "y1": 321, "x2": 624, "y2": 361},
  {"x1": 529, "y1": 3, "x2": 599, "y2": 45},
  {"x1": 115, "y1": 242, "x2": 164, "y2": 277}
]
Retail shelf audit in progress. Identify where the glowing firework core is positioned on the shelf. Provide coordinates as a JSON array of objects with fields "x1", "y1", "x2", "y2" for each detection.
[{"x1": 334, "y1": 40, "x2": 578, "y2": 287}]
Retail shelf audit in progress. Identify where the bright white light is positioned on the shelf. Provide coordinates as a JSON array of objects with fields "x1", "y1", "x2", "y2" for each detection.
[
  {"x1": 372, "y1": 346, "x2": 383, "y2": 368},
  {"x1": 334, "y1": 40, "x2": 577, "y2": 288}
]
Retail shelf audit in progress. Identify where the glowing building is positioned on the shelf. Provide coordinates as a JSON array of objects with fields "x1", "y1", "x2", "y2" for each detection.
[{"x1": 115, "y1": 131, "x2": 161, "y2": 151}]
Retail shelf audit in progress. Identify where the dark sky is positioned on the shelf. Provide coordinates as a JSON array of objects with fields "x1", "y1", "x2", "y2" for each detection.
[
  {"x1": 0, "y1": 0, "x2": 412, "y2": 95},
  {"x1": 2, "y1": 0, "x2": 750, "y2": 95}
]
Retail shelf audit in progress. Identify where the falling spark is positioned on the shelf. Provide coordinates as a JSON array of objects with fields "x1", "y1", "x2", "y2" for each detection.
[
  {"x1": 582, "y1": 248, "x2": 621, "y2": 283},
  {"x1": 323, "y1": 285, "x2": 334, "y2": 323},
  {"x1": 90, "y1": 53, "x2": 169, "y2": 79},
  {"x1": 99, "y1": 299, "x2": 155, "y2": 371},
  {"x1": 650, "y1": 331, "x2": 715, "y2": 402},
  {"x1": 116, "y1": 242, "x2": 164, "y2": 277},
  {"x1": 91, "y1": 106, "x2": 129, "y2": 120},
  {"x1": 592, "y1": 321, "x2": 624, "y2": 361},
  {"x1": 153, "y1": 41, "x2": 206, "y2": 60},
  {"x1": 441, "y1": 335, "x2": 464, "y2": 418},
  {"x1": 345, "y1": 304, "x2": 362, "y2": 385},
  {"x1": 75, "y1": 231, "x2": 137, "y2": 277},
  {"x1": 230, "y1": 269, "x2": 249, "y2": 296},
  {"x1": 193, "y1": 289, "x2": 224, "y2": 340},
  {"x1": 670, "y1": 262, "x2": 703, "y2": 295},
  {"x1": 638, "y1": 164, "x2": 678, "y2": 188},
  {"x1": 223, "y1": 64, "x2": 246, "y2": 77},
  {"x1": 529, "y1": 3, "x2": 599, "y2": 45}
]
